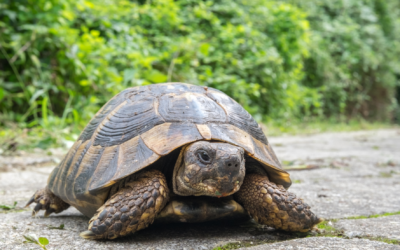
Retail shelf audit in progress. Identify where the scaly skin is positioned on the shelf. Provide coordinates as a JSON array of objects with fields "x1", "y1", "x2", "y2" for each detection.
[
  {"x1": 80, "y1": 170, "x2": 169, "y2": 240},
  {"x1": 25, "y1": 187, "x2": 70, "y2": 217},
  {"x1": 235, "y1": 174, "x2": 322, "y2": 232}
]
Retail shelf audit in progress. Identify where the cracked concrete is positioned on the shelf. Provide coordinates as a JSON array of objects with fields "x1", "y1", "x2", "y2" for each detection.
[
  {"x1": 0, "y1": 129, "x2": 399, "y2": 249},
  {"x1": 335, "y1": 215, "x2": 400, "y2": 241}
]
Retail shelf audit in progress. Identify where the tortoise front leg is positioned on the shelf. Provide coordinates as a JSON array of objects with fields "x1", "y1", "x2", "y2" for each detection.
[
  {"x1": 80, "y1": 170, "x2": 169, "y2": 240},
  {"x1": 234, "y1": 174, "x2": 322, "y2": 232}
]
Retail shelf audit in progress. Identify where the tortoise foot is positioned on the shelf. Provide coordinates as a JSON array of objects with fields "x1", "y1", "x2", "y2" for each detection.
[
  {"x1": 25, "y1": 187, "x2": 70, "y2": 217},
  {"x1": 235, "y1": 174, "x2": 323, "y2": 232},
  {"x1": 83, "y1": 170, "x2": 169, "y2": 240}
]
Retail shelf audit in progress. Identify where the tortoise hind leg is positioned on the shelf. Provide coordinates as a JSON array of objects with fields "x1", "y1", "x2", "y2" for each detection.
[
  {"x1": 234, "y1": 174, "x2": 323, "y2": 232},
  {"x1": 25, "y1": 187, "x2": 70, "y2": 217},
  {"x1": 80, "y1": 170, "x2": 169, "y2": 240}
]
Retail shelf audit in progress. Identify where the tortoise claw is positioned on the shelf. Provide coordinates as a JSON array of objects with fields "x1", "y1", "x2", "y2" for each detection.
[
  {"x1": 80, "y1": 230, "x2": 97, "y2": 240},
  {"x1": 25, "y1": 195, "x2": 35, "y2": 208},
  {"x1": 44, "y1": 208, "x2": 55, "y2": 217},
  {"x1": 32, "y1": 203, "x2": 43, "y2": 216}
]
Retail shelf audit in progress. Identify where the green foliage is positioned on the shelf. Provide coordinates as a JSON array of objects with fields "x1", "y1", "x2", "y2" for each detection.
[
  {"x1": 1, "y1": 0, "x2": 399, "y2": 146},
  {"x1": 0, "y1": 0, "x2": 316, "y2": 131},
  {"x1": 283, "y1": 0, "x2": 400, "y2": 120}
]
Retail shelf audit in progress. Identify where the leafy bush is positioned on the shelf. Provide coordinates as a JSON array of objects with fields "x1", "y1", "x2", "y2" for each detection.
[
  {"x1": 1, "y1": 0, "x2": 399, "y2": 142},
  {"x1": 283, "y1": 0, "x2": 400, "y2": 121},
  {"x1": 0, "y1": 0, "x2": 316, "y2": 131}
]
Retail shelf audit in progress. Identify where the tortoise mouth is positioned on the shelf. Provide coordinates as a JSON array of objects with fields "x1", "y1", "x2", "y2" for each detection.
[
  {"x1": 174, "y1": 175, "x2": 241, "y2": 197},
  {"x1": 202, "y1": 179, "x2": 240, "y2": 197}
]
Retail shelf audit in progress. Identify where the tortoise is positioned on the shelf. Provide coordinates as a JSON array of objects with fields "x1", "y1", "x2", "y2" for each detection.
[{"x1": 26, "y1": 83, "x2": 322, "y2": 240}]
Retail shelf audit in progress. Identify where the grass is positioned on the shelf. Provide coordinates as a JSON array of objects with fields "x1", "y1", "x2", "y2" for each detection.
[
  {"x1": 264, "y1": 118, "x2": 398, "y2": 137},
  {"x1": 0, "y1": 124, "x2": 79, "y2": 153}
]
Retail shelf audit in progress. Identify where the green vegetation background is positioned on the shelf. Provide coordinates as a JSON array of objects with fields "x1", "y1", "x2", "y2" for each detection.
[{"x1": 0, "y1": 0, "x2": 399, "y2": 150}]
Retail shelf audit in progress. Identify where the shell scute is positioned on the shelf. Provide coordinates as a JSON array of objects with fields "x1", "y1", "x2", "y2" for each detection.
[
  {"x1": 206, "y1": 89, "x2": 268, "y2": 144},
  {"x1": 57, "y1": 140, "x2": 91, "y2": 203},
  {"x1": 89, "y1": 145, "x2": 120, "y2": 192},
  {"x1": 48, "y1": 140, "x2": 82, "y2": 193},
  {"x1": 112, "y1": 136, "x2": 159, "y2": 184},
  {"x1": 158, "y1": 92, "x2": 226, "y2": 123},
  {"x1": 141, "y1": 123, "x2": 203, "y2": 156},
  {"x1": 93, "y1": 96, "x2": 165, "y2": 147},
  {"x1": 72, "y1": 144, "x2": 104, "y2": 201},
  {"x1": 148, "y1": 82, "x2": 206, "y2": 97},
  {"x1": 78, "y1": 88, "x2": 135, "y2": 142}
]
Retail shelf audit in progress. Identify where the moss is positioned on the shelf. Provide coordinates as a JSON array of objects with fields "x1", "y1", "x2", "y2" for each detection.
[
  {"x1": 213, "y1": 240, "x2": 274, "y2": 250},
  {"x1": 314, "y1": 215, "x2": 400, "y2": 245},
  {"x1": 317, "y1": 220, "x2": 338, "y2": 230},
  {"x1": 315, "y1": 220, "x2": 343, "y2": 238},
  {"x1": 379, "y1": 172, "x2": 393, "y2": 178},
  {"x1": 367, "y1": 237, "x2": 400, "y2": 245},
  {"x1": 346, "y1": 211, "x2": 400, "y2": 220}
]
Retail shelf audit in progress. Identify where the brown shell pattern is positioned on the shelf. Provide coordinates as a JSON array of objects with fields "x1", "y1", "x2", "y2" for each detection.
[{"x1": 47, "y1": 83, "x2": 290, "y2": 216}]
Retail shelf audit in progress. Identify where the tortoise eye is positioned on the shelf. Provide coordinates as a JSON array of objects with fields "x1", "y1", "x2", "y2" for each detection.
[{"x1": 197, "y1": 150, "x2": 211, "y2": 164}]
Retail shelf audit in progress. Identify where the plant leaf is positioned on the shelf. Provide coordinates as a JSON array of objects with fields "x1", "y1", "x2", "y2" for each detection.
[
  {"x1": 38, "y1": 237, "x2": 49, "y2": 246},
  {"x1": 0, "y1": 201, "x2": 17, "y2": 210},
  {"x1": 0, "y1": 87, "x2": 4, "y2": 101},
  {"x1": 23, "y1": 234, "x2": 39, "y2": 244}
]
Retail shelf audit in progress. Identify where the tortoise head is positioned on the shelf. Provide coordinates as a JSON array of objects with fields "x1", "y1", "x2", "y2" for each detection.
[{"x1": 173, "y1": 141, "x2": 245, "y2": 197}]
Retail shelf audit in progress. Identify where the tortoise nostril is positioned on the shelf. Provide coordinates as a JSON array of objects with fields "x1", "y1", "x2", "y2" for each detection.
[
  {"x1": 235, "y1": 164, "x2": 238, "y2": 167},
  {"x1": 228, "y1": 163, "x2": 232, "y2": 167}
]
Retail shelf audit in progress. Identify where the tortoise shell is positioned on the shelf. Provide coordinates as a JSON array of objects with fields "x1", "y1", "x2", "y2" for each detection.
[{"x1": 47, "y1": 83, "x2": 291, "y2": 217}]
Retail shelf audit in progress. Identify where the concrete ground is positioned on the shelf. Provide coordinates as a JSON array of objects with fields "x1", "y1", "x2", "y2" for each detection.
[{"x1": 0, "y1": 129, "x2": 399, "y2": 250}]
